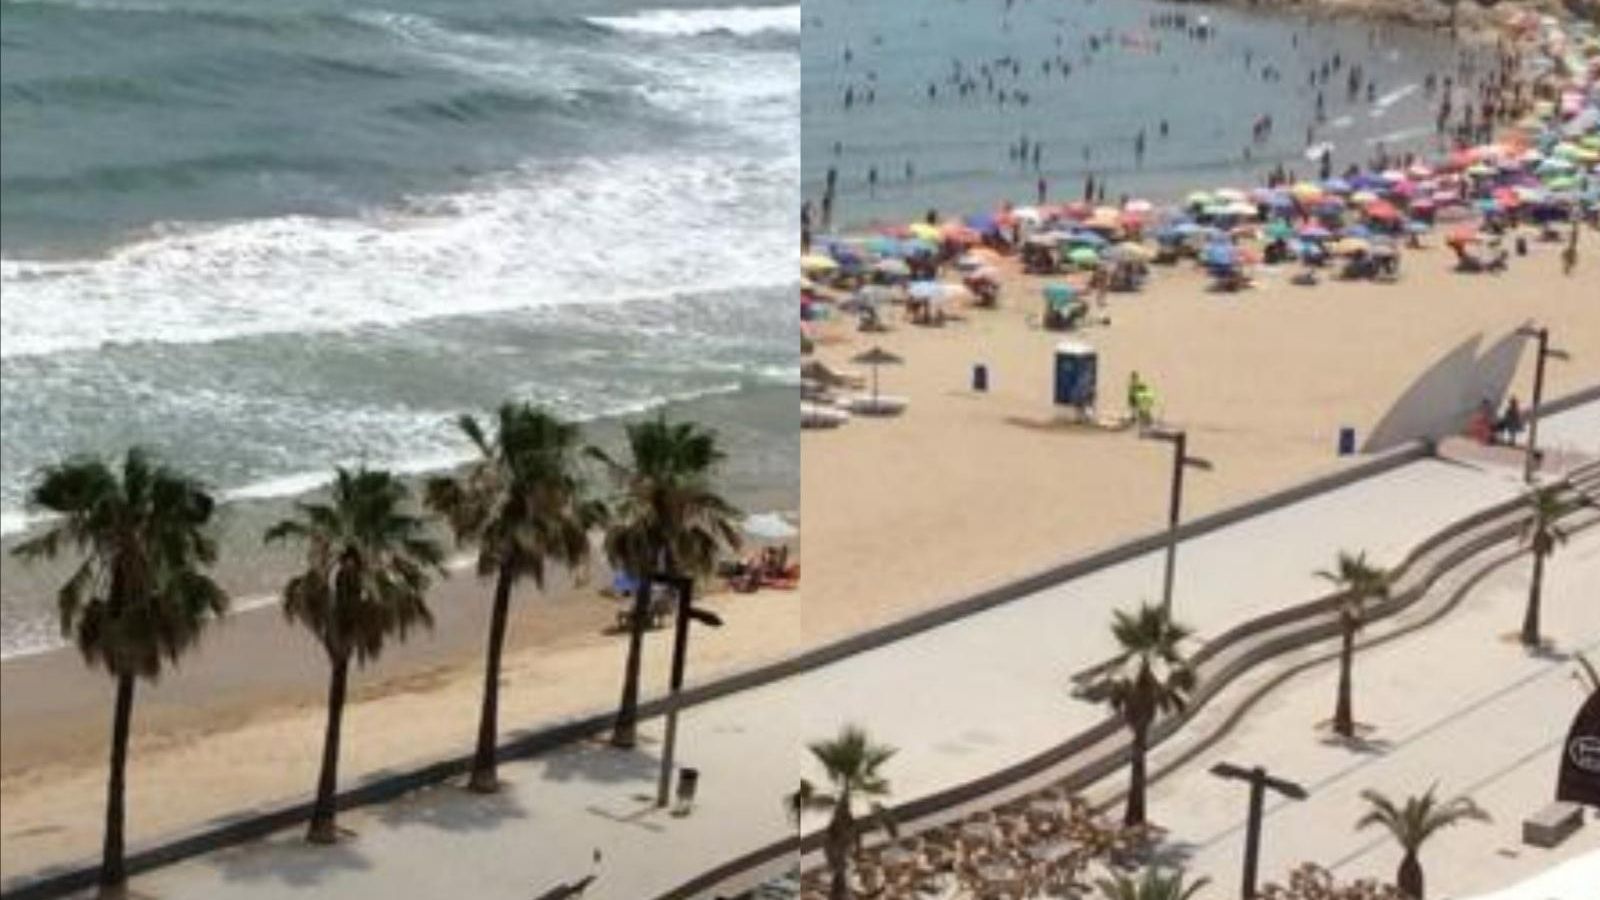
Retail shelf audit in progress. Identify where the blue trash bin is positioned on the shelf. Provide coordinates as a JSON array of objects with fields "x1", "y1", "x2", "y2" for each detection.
[
  {"x1": 973, "y1": 364, "x2": 989, "y2": 392},
  {"x1": 1337, "y1": 427, "x2": 1356, "y2": 456}
]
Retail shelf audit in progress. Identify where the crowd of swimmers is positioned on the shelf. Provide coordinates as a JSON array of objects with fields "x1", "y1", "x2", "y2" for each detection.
[{"x1": 805, "y1": 2, "x2": 1551, "y2": 237}]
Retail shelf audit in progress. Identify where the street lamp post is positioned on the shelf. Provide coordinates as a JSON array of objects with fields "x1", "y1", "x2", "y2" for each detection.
[
  {"x1": 1142, "y1": 427, "x2": 1213, "y2": 615},
  {"x1": 1210, "y1": 762, "x2": 1309, "y2": 899},
  {"x1": 655, "y1": 575, "x2": 723, "y2": 809},
  {"x1": 1516, "y1": 325, "x2": 1570, "y2": 485}
]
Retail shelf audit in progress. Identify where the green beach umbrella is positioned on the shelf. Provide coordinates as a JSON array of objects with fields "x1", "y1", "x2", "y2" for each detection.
[{"x1": 1067, "y1": 246, "x2": 1100, "y2": 268}]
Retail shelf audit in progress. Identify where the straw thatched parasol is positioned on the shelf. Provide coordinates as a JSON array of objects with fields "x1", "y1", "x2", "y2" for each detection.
[{"x1": 850, "y1": 346, "x2": 903, "y2": 403}]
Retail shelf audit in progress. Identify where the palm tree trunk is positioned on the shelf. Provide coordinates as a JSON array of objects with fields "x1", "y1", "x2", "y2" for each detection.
[
  {"x1": 1125, "y1": 722, "x2": 1148, "y2": 827},
  {"x1": 610, "y1": 578, "x2": 652, "y2": 748},
  {"x1": 1397, "y1": 849, "x2": 1424, "y2": 899},
  {"x1": 98, "y1": 674, "x2": 136, "y2": 896},
  {"x1": 825, "y1": 806, "x2": 853, "y2": 900},
  {"x1": 1521, "y1": 551, "x2": 1545, "y2": 648},
  {"x1": 469, "y1": 565, "x2": 516, "y2": 792},
  {"x1": 308, "y1": 656, "x2": 350, "y2": 844},
  {"x1": 826, "y1": 837, "x2": 850, "y2": 900},
  {"x1": 1335, "y1": 625, "x2": 1355, "y2": 738}
]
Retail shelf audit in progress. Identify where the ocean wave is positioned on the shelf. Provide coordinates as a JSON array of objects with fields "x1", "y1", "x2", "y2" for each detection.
[
  {"x1": 0, "y1": 151, "x2": 794, "y2": 359},
  {"x1": 587, "y1": 4, "x2": 799, "y2": 38},
  {"x1": 382, "y1": 85, "x2": 625, "y2": 126},
  {"x1": 0, "y1": 151, "x2": 383, "y2": 197}
]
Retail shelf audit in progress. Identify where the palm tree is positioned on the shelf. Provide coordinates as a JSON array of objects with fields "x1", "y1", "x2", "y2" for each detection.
[
  {"x1": 426, "y1": 405, "x2": 603, "y2": 792},
  {"x1": 1356, "y1": 786, "x2": 1489, "y2": 899},
  {"x1": 1315, "y1": 551, "x2": 1390, "y2": 739},
  {"x1": 1084, "y1": 602, "x2": 1196, "y2": 827},
  {"x1": 265, "y1": 467, "x2": 445, "y2": 843},
  {"x1": 588, "y1": 414, "x2": 741, "y2": 749},
  {"x1": 1096, "y1": 867, "x2": 1210, "y2": 900},
  {"x1": 1518, "y1": 484, "x2": 1584, "y2": 648},
  {"x1": 11, "y1": 450, "x2": 228, "y2": 896},
  {"x1": 787, "y1": 725, "x2": 897, "y2": 900}
]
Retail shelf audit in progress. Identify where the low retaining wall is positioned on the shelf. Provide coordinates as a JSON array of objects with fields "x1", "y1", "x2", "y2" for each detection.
[{"x1": 658, "y1": 461, "x2": 1600, "y2": 900}]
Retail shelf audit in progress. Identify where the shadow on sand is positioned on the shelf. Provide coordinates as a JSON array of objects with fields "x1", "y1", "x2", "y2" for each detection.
[
  {"x1": 211, "y1": 832, "x2": 372, "y2": 888},
  {"x1": 1362, "y1": 327, "x2": 1527, "y2": 453}
]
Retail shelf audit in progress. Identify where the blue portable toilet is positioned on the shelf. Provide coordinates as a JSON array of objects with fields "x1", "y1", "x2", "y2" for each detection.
[
  {"x1": 1053, "y1": 341, "x2": 1097, "y2": 409},
  {"x1": 1337, "y1": 427, "x2": 1356, "y2": 456}
]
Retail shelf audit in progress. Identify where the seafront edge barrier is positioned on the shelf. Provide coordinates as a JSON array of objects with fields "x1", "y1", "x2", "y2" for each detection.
[{"x1": 4, "y1": 384, "x2": 1597, "y2": 900}]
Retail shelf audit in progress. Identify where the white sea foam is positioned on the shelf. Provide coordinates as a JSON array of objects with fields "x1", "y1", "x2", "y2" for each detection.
[
  {"x1": 0, "y1": 151, "x2": 793, "y2": 359},
  {"x1": 588, "y1": 5, "x2": 800, "y2": 37}
]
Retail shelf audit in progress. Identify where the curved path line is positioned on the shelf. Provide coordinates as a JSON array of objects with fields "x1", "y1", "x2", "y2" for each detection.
[{"x1": 666, "y1": 467, "x2": 1600, "y2": 899}]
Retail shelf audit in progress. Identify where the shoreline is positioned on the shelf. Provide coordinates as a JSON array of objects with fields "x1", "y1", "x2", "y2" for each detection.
[{"x1": 0, "y1": 380, "x2": 799, "y2": 661}]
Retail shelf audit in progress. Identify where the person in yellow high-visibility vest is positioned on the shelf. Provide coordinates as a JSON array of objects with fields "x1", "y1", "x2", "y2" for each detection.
[{"x1": 1128, "y1": 370, "x2": 1156, "y2": 427}]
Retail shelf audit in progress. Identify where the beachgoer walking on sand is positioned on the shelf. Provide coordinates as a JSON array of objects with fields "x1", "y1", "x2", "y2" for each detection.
[{"x1": 1564, "y1": 221, "x2": 1579, "y2": 275}]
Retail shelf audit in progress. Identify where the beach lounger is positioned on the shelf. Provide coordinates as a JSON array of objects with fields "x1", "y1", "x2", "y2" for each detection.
[
  {"x1": 846, "y1": 394, "x2": 908, "y2": 417},
  {"x1": 802, "y1": 402, "x2": 850, "y2": 429}
]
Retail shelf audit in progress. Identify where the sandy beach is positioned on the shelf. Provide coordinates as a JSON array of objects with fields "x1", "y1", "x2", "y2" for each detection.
[
  {"x1": 0, "y1": 546, "x2": 799, "y2": 881},
  {"x1": 802, "y1": 228, "x2": 1600, "y2": 645}
]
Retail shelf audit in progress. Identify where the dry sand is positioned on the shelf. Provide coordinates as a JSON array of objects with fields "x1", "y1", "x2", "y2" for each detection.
[
  {"x1": 0, "y1": 567, "x2": 799, "y2": 880},
  {"x1": 801, "y1": 228, "x2": 1600, "y2": 644}
]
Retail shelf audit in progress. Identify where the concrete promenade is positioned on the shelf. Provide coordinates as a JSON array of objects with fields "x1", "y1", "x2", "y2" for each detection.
[
  {"x1": 57, "y1": 403, "x2": 1599, "y2": 900},
  {"x1": 1141, "y1": 523, "x2": 1600, "y2": 896}
]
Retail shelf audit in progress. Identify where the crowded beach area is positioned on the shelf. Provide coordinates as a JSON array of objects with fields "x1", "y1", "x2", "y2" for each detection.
[{"x1": 799, "y1": 4, "x2": 1600, "y2": 642}]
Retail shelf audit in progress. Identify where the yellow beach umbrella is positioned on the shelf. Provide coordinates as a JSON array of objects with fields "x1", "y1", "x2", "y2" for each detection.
[{"x1": 800, "y1": 254, "x2": 839, "y2": 274}]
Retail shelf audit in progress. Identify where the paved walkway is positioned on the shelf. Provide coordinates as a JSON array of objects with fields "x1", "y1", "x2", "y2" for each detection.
[
  {"x1": 1137, "y1": 523, "x2": 1600, "y2": 897},
  {"x1": 101, "y1": 406, "x2": 1596, "y2": 900}
]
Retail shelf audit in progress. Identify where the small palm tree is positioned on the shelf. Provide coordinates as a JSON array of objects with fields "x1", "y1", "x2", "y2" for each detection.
[
  {"x1": 1518, "y1": 484, "x2": 1585, "y2": 648},
  {"x1": 588, "y1": 414, "x2": 741, "y2": 748},
  {"x1": 1315, "y1": 551, "x2": 1390, "y2": 739},
  {"x1": 1356, "y1": 786, "x2": 1489, "y2": 899},
  {"x1": 787, "y1": 725, "x2": 897, "y2": 900},
  {"x1": 266, "y1": 467, "x2": 445, "y2": 843},
  {"x1": 1097, "y1": 867, "x2": 1210, "y2": 900},
  {"x1": 426, "y1": 404, "x2": 603, "y2": 792},
  {"x1": 11, "y1": 450, "x2": 228, "y2": 897},
  {"x1": 1085, "y1": 602, "x2": 1196, "y2": 827}
]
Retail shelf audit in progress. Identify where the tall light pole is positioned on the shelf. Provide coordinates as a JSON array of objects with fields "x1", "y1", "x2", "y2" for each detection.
[
  {"x1": 1142, "y1": 427, "x2": 1213, "y2": 615},
  {"x1": 1516, "y1": 325, "x2": 1570, "y2": 485},
  {"x1": 655, "y1": 575, "x2": 722, "y2": 808},
  {"x1": 1210, "y1": 762, "x2": 1308, "y2": 899}
]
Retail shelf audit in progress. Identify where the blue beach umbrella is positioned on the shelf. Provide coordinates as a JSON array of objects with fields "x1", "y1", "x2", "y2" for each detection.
[
  {"x1": 964, "y1": 213, "x2": 1000, "y2": 234},
  {"x1": 1201, "y1": 242, "x2": 1237, "y2": 269}
]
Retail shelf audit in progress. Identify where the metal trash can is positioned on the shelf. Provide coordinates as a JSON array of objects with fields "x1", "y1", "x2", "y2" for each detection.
[{"x1": 674, "y1": 767, "x2": 699, "y2": 817}]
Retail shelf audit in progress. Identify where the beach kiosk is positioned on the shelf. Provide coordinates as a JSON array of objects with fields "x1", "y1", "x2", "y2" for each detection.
[{"x1": 1053, "y1": 341, "x2": 1097, "y2": 418}]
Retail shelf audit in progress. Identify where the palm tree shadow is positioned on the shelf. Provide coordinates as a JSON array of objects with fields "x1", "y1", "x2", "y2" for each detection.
[
  {"x1": 538, "y1": 739, "x2": 661, "y2": 786},
  {"x1": 211, "y1": 833, "x2": 372, "y2": 888},
  {"x1": 1317, "y1": 732, "x2": 1395, "y2": 755},
  {"x1": 1139, "y1": 838, "x2": 1198, "y2": 869},
  {"x1": 373, "y1": 782, "x2": 529, "y2": 833}
]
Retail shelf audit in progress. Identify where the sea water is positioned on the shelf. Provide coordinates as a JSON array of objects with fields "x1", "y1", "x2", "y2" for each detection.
[
  {"x1": 0, "y1": 0, "x2": 799, "y2": 657},
  {"x1": 803, "y1": 0, "x2": 1476, "y2": 229}
]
